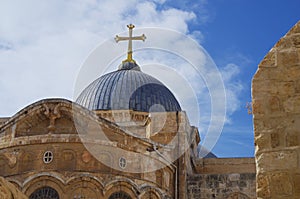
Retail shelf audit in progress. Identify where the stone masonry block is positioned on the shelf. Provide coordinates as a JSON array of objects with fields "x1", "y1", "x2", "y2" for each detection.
[
  {"x1": 257, "y1": 173, "x2": 271, "y2": 198},
  {"x1": 276, "y1": 81, "x2": 295, "y2": 96},
  {"x1": 275, "y1": 36, "x2": 293, "y2": 49},
  {"x1": 255, "y1": 133, "x2": 270, "y2": 151},
  {"x1": 286, "y1": 131, "x2": 299, "y2": 147},
  {"x1": 258, "y1": 49, "x2": 277, "y2": 68},
  {"x1": 295, "y1": 79, "x2": 300, "y2": 93},
  {"x1": 257, "y1": 150, "x2": 298, "y2": 172},
  {"x1": 254, "y1": 67, "x2": 288, "y2": 81},
  {"x1": 228, "y1": 173, "x2": 240, "y2": 181},
  {"x1": 270, "y1": 172, "x2": 292, "y2": 196},
  {"x1": 293, "y1": 174, "x2": 300, "y2": 194},
  {"x1": 270, "y1": 132, "x2": 280, "y2": 148},
  {"x1": 286, "y1": 22, "x2": 300, "y2": 36},
  {"x1": 253, "y1": 118, "x2": 264, "y2": 135},
  {"x1": 284, "y1": 65, "x2": 300, "y2": 80},
  {"x1": 283, "y1": 96, "x2": 300, "y2": 113},
  {"x1": 290, "y1": 34, "x2": 300, "y2": 47},
  {"x1": 277, "y1": 49, "x2": 300, "y2": 67},
  {"x1": 252, "y1": 80, "x2": 277, "y2": 94},
  {"x1": 275, "y1": 34, "x2": 300, "y2": 49},
  {"x1": 252, "y1": 98, "x2": 265, "y2": 115}
]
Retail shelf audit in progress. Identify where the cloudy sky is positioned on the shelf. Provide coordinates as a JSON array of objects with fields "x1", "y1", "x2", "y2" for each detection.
[{"x1": 1, "y1": 0, "x2": 299, "y2": 157}]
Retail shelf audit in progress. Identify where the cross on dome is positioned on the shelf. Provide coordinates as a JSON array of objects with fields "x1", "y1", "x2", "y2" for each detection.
[{"x1": 115, "y1": 24, "x2": 146, "y2": 63}]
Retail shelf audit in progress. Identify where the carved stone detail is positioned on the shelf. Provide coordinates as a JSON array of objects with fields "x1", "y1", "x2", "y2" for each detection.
[
  {"x1": 43, "y1": 104, "x2": 61, "y2": 133},
  {"x1": 3, "y1": 152, "x2": 18, "y2": 168},
  {"x1": 82, "y1": 150, "x2": 92, "y2": 163}
]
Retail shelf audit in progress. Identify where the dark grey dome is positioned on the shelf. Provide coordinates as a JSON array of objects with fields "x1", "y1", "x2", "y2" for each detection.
[{"x1": 76, "y1": 62, "x2": 181, "y2": 112}]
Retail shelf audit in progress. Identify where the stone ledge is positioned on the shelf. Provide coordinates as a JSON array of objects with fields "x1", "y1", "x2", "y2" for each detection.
[{"x1": 193, "y1": 158, "x2": 256, "y2": 174}]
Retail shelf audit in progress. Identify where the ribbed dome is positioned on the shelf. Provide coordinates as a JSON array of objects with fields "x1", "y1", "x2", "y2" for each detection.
[{"x1": 76, "y1": 62, "x2": 181, "y2": 112}]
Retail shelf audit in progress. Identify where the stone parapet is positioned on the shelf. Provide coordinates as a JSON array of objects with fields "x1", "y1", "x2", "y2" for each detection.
[{"x1": 193, "y1": 157, "x2": 256, "y2": 174}]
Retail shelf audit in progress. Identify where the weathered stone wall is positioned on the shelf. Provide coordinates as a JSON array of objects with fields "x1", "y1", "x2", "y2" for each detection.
[
  {"x1": 0, "y1": 176, "x2": 27, "y2": 199},
  {"x1": 0, "y1": 99, "x2": 176, "y2": 199},
  {"x1": 188, "y1": 158, "x2": 256, "y2": 199},
  {"x1": 252, "y1": 21, "x2": 300, "y2": 198},
  {"x1": 188, "y1": 173, "x2": 255, "y2": 199}
]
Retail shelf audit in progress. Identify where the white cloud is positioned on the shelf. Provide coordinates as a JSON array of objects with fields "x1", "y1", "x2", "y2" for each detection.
[
  {"x1": 0, "y1": 0, "x2": 197, "y2": 116},
  {"x1": 220, "y1": 63, "x2": 243, "y2": 120},
  {"x1": 0, "y1": 0, "x2": 249, "y2": 158},
  {"x1": 0, "y1": 1, "x2": 243, "y2": 149}
]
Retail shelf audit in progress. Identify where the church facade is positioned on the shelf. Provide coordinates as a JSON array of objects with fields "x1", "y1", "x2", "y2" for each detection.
[
  {"x1": 0, "y1": 24, "x2": 256, "y2": 199},
  {"x1": 0, "y1": 96, "x2": 255, "y2": 199},
  {"x1": 0, "y1": 98, "x2": 195, "y2": 198},
  {"x1": 1, "y1": 21, "x2": 299, "y2": 199}
]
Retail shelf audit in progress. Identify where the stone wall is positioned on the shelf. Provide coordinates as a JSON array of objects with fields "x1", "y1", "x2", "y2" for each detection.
[
  {"x1": 0, "y1": 99, "x2": 176, "y2": 198},
  {"x1": 0, "y1": 176, "x2": 27, "y2": 199},
  {"x1": 188, "y1": 158, "x2": 256, "y2": 199},
  {"x1": 252, "y1": 21, "x2": 300, "y2": 198},
  {"x1": 188, "y1": 173, "x2": 256, "y2": 199}
]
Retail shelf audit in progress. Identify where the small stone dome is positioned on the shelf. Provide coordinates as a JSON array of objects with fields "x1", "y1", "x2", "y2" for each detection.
[{"x1": 76, "y1": 62, "x2": 181, "y2": 112}]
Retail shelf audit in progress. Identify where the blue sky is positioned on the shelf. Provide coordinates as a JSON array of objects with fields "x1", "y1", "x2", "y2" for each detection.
[
  {"x1": 191, "y1": 0, "x2": 300, "y2": 157},
  {"x1": 0, "y1": 0, "x2": 299, "y2": 157}
]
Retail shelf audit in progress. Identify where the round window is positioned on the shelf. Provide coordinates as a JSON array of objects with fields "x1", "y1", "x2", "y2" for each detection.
[
  {"x1": 119, "y1": 157, "x2": 126, "y2": 169},
  {"x1": 43, "y1": 151, "x2": 53, "y2": 164}
]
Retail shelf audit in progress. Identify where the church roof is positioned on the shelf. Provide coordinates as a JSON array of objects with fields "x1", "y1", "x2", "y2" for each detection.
[
  {"x1": 76, "y1": 24, "x2": 181, "y2": 112},
  {"x1": 76, "y1": 62, "x2": 181, "y2": 112}
]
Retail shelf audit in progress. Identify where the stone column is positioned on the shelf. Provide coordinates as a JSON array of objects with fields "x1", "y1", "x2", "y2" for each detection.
[{"x1": 252, "y1": 21, "x2": 300, "y2": 198}]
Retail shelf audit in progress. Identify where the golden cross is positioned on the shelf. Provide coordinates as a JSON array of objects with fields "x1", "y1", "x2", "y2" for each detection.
[{"x1": 115, "y1": 24, "x2": 146, "y2": 63}]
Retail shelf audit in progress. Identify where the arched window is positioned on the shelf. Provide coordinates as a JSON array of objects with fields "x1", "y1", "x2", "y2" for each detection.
[
  {"x1": 29, "y1": 186, "x2": 59, "y2": 199},
  {"x1": 109, "y1": 191, "x2": 132, "y2": 199}
]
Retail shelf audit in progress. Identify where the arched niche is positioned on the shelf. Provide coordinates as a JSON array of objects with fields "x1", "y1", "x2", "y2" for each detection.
[
  {"x1": 58, "y1": 149, "x2": 76, "y2": 171},
  {"x1": 66, "y1": 176, "x2": 104, "y2": 198},
  {"x1": 19, "y1": 152, "x2": 35, "y2": 172}
]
